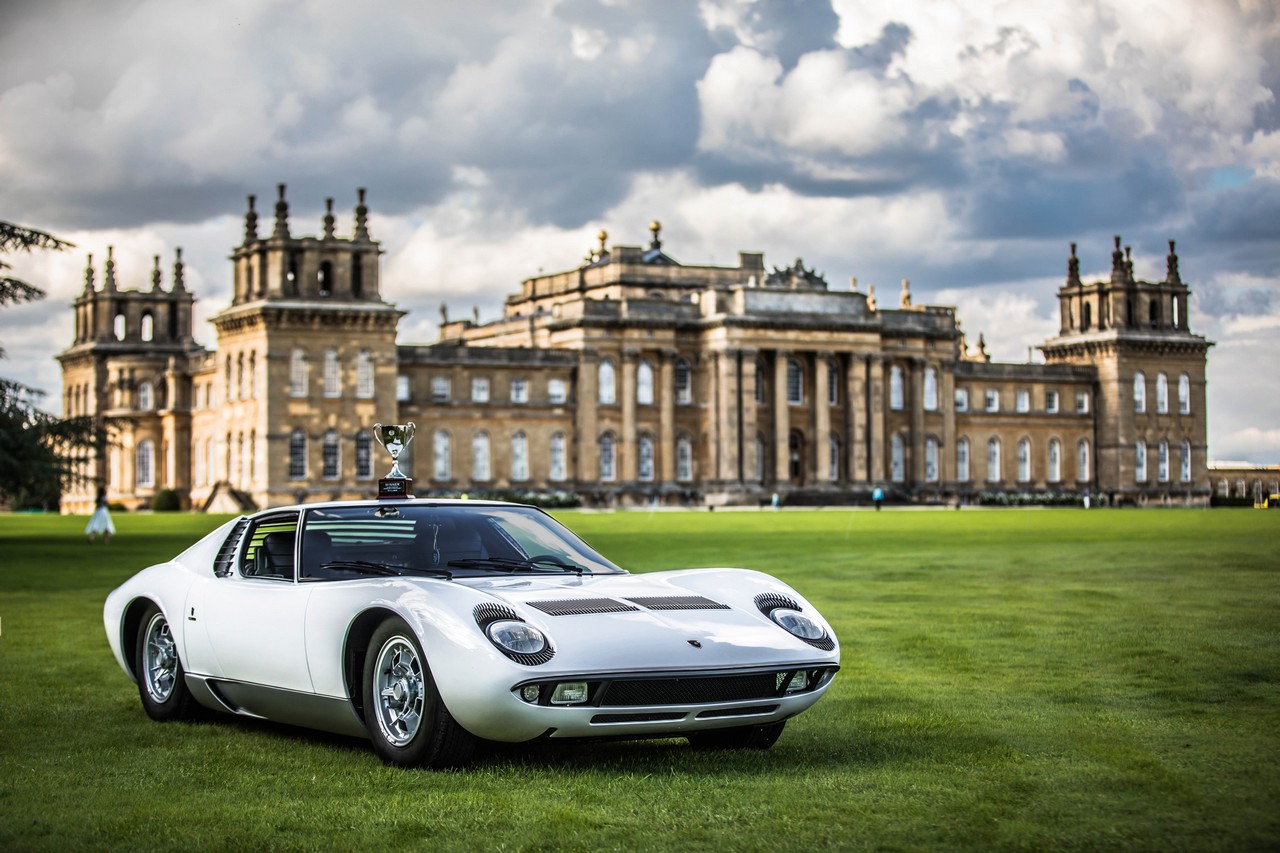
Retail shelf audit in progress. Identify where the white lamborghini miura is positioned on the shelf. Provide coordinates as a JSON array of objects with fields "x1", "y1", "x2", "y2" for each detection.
[{"x1": 104, "y1": 500, "x2": 840, "y2": 768}]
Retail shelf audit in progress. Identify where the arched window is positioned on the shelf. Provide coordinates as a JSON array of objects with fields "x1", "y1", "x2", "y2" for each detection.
[
  {"x1": 598, "y1": 359, "x2": 616, "y2": 405},
  {"x1": 787, "y1": 359, "x2": 804, "y2": 405},
  {"x1": 355, "y1": 433, "x2": 373, "y2": 480},
  {"x1": 248, "y1": 430, "x2": 256, "y2": 483},
  {"x1": 637, "y1": 360, "x2": 654, "y2": 405},
  {"x1": 1149, "y1": 298, "x2": 1160, "y2": 327},
  {"x1": 1017, "y1": 437, "x2": 1031, "y2": 482},
  {"x1": 356, "y1": 350, "x2": 374, "y2": 398},
  {"x1": 889, "y1": 365, "x2": 904, "y2": 410},
  {"x1": 1077, "y1": 439, "x2": 1090, "y2": 482},
  {"x1": 828, "y1": 435, "x2": 840, "y2": 482},
  {"x1": 599, "y1": 433, "x2": 617, "y2": 482},
  {"x1": 225, "y1": 355, "x2": 234, "y2": 401},
  {"x1": 1157, "y1": 439, "x2": 1169, "y2": 482},
  {"x1": 433, "y1": 430, "x2": 452, "y2": 481},
  {"x1": 1178, "y1": 373, "x2": 1191, "y2": 414},
  {"x1": 511, "y1": 432, "x2": 529, "y2": 481},
  {"x1": 472, "y1": 432, "x2": 491, "y2": 481},
  {"x1": 141, "y1": 313, "x2": 154, "y2": 342},
  {"x1": 1180, "y1": 439, "x2": 1191, "y2": 482},
  {"x1": 322, "y1": 429, "x2": 340, "y2": 479},
  {"x1": 1135, "y1": 441, "x2": 1147, "y2": 483},
  {"x1": 956, "y1": 437, "x2": 970, "y2": 482},
  {"x1": 676, "y1": 435, "x2": 694, "y2": 482},
  {"x1": 137, "y1": 381, "x2": 153, "y2": 411},
  {"x1": 289, "y1": 429, "x2": 306, "y2": 479},
  {"x1": 323, "y1": 348, "x2": 340, "y2": 398},
  {"x1": 1156, "y1": 373, "x2": 1168, "y2": 414},
  {"x1": 549, "y1": 433, "x2": 567, "y2": 482},
  {"x1": 206, "y1": 437, "x2": 216, "y2": 484},
  {"x1": 986, "y1": 437, "x2": 1001, "y2": 483},
  {"x1": 676, "y1": 359, "x2": 693, "y2": 405},
  {"x1": 925, "y1": 437, "x2": 939, "y2": 483},
  {"x1": 248, "y1": 352, "x2": 257, "y2": 399},
  {"x1": 136, "y1": 440, "x2": 155, "y2": 488},
  {"x1": 238, "y1": 352, "x2": 247, "y2": 400},
  {"x1": 891, "y1": 434, "x2": 905, "y2": 483},
  {"x1": 828, "y1": 361, "x2": 840, "y2": 406},
  {"x1": 318, "y1": 260, "x2": 333, "y2": 297},
  {"x1": 1133, "y1": 371, "x2": 1146, "y2": 413},
  {"x1": 638, "y1": 435, "x2": 655, "y2": 482},
  {"x1": 114, "y1": 313, "x2": 126, "y2": 341},
  {"x1": 290, "y1": 349, "x2": 308, "y2": 397},
  {"x1": 1048, "y1": 438, "x2": 1062, "y2": 483},
  {"x1": 754, "y1": 362, "x2": 765, "y2": 405},
  {"x1": 923, "y1": 367, "x2": 938, "y2": 411}
]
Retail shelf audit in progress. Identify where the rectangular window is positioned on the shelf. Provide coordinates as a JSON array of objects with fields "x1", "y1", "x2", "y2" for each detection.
[
  {"x1": 396, "y1": 375, "x2": 410, "y2": 402},
  {"x1": 1045, "y1": 390, "x2": 1059, "y2": 413},
  {"x1": 432, "y1": 376, "x2": 451, "y2": 402},
  {"x1": 1016, "y1": 389, "x2": 1030, "y2": 413},
  {"x1": 955, "y1": 388, "x2": 969, "y2": 412},
  {"x1": 985, "y1": 389, "x2": 999, "y2": 413},
  {"x1": 511, "y1": 378, "x2": 529, "y2": 404},
  {"x1": 548, "y1": 378, "x2": 567, "y2": 404},
  {"x1": 1076, "y1": 391, "x2": 1089, "y2": 414},
  {"x1": 471, "y1": 377, "x2": 490, "y2": 403}
]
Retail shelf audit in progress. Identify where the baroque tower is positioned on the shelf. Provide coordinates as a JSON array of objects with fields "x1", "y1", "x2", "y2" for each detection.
[{"x1": 1041, "y1": 237, "x2": 1212, "y2": 505}]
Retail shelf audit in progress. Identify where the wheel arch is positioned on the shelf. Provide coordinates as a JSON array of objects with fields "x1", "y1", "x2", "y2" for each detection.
[
  {"x1": 121, "y1": 597, "x2": 161, "y2": 683},
  {"x1": 343, "y1": 607, "x2": 402, "y2": 722}
]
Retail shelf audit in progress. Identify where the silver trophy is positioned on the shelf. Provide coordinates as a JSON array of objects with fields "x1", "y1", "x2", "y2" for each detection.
[{"x1": 372, "y1": 422, "x2": 416, "y2": 497}]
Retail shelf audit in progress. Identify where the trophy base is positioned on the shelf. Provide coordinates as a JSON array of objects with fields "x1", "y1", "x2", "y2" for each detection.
[{"x1": 378, "y1": 477, "x2": 414, "y2": 499}]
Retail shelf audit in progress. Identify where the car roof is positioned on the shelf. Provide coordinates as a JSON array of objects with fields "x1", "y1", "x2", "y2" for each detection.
[{"x1": 248, "y1": 498, "x2": 533, "y2": 519}]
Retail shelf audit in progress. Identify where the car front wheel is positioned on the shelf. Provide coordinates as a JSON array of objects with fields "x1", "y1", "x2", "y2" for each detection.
[
  {"x1": 135, "y1": 604, "x2": 196, "y2": 721},
  {"x1": 362, "y1": 617, "x2": 475, "y2": 769}
]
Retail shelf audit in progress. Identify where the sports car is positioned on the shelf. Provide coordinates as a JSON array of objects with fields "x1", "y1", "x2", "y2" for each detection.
[{"x1": 104, "y1": 499, "x2": 840, "y2": 768}]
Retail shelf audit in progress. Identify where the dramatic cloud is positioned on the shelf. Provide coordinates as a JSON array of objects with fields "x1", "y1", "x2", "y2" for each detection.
[{"x1": 1, "y1": 0, "x2": 1277, "y2": 461}]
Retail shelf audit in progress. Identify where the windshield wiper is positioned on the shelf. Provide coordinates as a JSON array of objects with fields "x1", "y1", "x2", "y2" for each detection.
[
  {"x1": 321, "y1": 560, "x2": 454, "y2": 580},
  {"x1": 447, "y1": 556, "x2": 584, "y2": 575}
]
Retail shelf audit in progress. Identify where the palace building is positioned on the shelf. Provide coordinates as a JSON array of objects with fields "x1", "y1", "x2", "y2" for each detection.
[{"x1": 57, "y1": 186, "x2": 1215, "y2": 514}]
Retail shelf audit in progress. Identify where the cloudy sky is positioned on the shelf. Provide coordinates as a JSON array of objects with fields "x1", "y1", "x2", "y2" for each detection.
[{"x1": 2, "y1": 0, "x2": 1277, "y2": 462}]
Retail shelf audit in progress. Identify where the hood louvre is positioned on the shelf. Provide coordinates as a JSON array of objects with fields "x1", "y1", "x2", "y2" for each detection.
[
  {"x1": 624, "y1": 595, "x2": 731, "y2": 611},
  {"x1": 527, "y1": 598, "x2": 640, "y2": 616}
]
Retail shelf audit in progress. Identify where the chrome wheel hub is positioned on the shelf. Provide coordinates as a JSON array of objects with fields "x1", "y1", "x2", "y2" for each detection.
[
  {"x1": 143, "y1": 612, "x2": 178, "y2": 703},
  {"x1": 374, "y1": 637, "x2": 424, "y2": 747}
]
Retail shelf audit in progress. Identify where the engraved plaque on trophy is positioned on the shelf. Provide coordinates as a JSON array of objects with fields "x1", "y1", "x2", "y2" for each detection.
[{"x1": 372, "y1": 422, "x2": 416, "y2": 499}]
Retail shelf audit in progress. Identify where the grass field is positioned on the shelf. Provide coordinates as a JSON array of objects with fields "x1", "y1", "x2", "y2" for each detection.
[{"x1": 1, "y1": 507, "x2": 1278, "y2": 851}]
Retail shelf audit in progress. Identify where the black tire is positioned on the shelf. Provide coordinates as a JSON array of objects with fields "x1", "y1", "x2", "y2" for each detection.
[
  {"x1": 135, "y1": 604, "x2": 196, "y2": 721},
  {"x1": 687, "y1": 720, "x2": 785, "y2": 750},
  {"x1": 362, "y1": 617, "x2": 476, "y2": 769}
]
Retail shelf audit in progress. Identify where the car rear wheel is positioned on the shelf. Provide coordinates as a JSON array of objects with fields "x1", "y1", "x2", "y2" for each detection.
[
  {"x1": 135, "y1": 604, "x2": 196, "y2": 721},
  {"x1": 687, "y1": 720, "x2": 785, "y2": 750},
  {"x1": 362, "y1": 617, "x2": 475, "y2": 769}
]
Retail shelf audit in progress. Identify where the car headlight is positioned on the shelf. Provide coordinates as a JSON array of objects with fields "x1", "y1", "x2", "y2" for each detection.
[
  {"x1": 769, "y1": 608, "x2": 826, "y2": 641},
  {"x1": 485, "y1": 620, "x2": 548, "y2": 655}
]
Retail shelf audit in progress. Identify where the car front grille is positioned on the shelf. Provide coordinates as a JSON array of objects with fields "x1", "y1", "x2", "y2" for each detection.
[{"x1": 600, "y1": 673, "x2": 779, "y2": 706}]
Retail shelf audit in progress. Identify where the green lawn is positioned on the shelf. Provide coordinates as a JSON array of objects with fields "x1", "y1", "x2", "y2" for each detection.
[{"x1": 1, "y1": 507, "x2": 1278, "y2": 851}]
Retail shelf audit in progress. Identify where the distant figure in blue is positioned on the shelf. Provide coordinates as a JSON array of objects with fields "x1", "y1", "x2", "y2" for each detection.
[
  {"x1": 85, "y1": 485, "x2": 115, "y2": 544},
  {"x1": 771, "y1": 492, "x2": 779, "y2": 511},
  {"x1": 1083, "y1": 489, "x2": 1091, "y2": 510},
  {"x1": 872, "y1": 486, "x2": 884, "y2": 511}
]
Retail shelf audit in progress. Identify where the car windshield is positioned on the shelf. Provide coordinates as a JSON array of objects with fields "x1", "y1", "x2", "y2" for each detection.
[{"x1": 298, "y1": 503, "x2": 623, "y2": 580}]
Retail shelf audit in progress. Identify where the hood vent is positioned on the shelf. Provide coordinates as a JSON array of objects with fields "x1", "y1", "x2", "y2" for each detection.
[
  {"x1": 528, "y1": 598, "x2": 640, "y2": 616},
  {"x1": 625, "y1": 595, "x2": 730, "y2": 611}
]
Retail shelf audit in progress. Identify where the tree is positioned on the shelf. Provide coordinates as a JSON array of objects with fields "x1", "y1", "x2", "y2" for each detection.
[{"x1": 0, "y1": 221, "x2": 101, "y2": 510}]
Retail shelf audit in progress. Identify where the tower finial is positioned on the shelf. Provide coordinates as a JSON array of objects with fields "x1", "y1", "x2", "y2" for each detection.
[
  {"x1": 244, "y1": 194, "x2": 258, "y2": 244},
  {"x1": 900, "y1": 278, "x2": 912, "y2": 308},
  {"x1": 1165, "y1": 239, "x2": 1181, "y2": 284},
  {"x1": 323, "y1": 197, "x2": 335, "y2": 240},
  {"x1": 354, "y1": 187, "x2": 370, "y2": 240},
  {"x1": 1111, "y1": 235, "x2": 1125, "y2": 284},
  {"x1": 649, "y1": 219, "x2": 662, "y2": 251},
  {"x1": 273, "y1": 184, "x2": 290, "y2": 239},
  {"x1": 1067, "y1": 242, "x2": 1080, "y2": 286},
  {"x1": 172, "y1": 247, "x2": 186, "y2": 292},
  {"x1": 104, "y1": 246, "x2": 117, "y2": 292},
  {"x1": 151, "y1": 254, "x2": 162, "y2": 291},
  {"x1": 83, "y1": 253, "x2": 95, "y2": 294}
]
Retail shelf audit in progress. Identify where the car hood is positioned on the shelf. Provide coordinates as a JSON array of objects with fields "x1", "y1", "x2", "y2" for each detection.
[{"x1": 453, "y1": 567, "x2": 838, "y2": 673}]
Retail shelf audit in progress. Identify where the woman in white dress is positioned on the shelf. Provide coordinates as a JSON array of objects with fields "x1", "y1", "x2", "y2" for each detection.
[{"x1": 86, "y1": 486, "x2": 115, "y2": 543}]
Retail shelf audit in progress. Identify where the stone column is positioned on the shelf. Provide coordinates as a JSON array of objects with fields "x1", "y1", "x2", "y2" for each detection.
[
  {"x1": 941, "y1": 362, "x2": 956, "y2": 487},
  {"x1": 814, "y1": 356, "x2": 830, "y2": 483},
  {"x1": 847, "y1": 353, "x2": 868, "y2": 483},
  {"x1": 868, "y1": 355, "x2": 886, "y2": 483},
  {"x1": 716, "y1": 349, "x2": 742, "y2": 484},
  {"x1": 774, "y1": 351, "x2": 791, "y2": 484},
  {"x1": 910, "y1": 356, "x2": 925, "y2": 484},
  {"x1": 659, "y1": 350, "x2": 676, "y2": 484},
  {"x1": 739, "y1": 348, "x2": 759, "y2": 483},
  {"x1": 620, "y1": 347, "x2": 638, "y2": 483},
  {"x1": 575, "y1": 350, "x2": 599, "y2": 483}
]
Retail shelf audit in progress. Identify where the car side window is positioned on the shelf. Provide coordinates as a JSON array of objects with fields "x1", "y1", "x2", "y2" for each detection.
[{"x1": 239, "y1": 513, "x2": 300, "y2": 581}]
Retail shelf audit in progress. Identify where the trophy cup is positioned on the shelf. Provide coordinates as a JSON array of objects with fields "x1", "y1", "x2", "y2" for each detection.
[{"x1": 372, "y1": 422, "x2": 416, "y2": 499}]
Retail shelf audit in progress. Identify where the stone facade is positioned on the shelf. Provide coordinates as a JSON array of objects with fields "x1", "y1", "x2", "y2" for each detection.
[{"x1": 58, "y1": 187, "x2": 1218, "y2": 513}]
